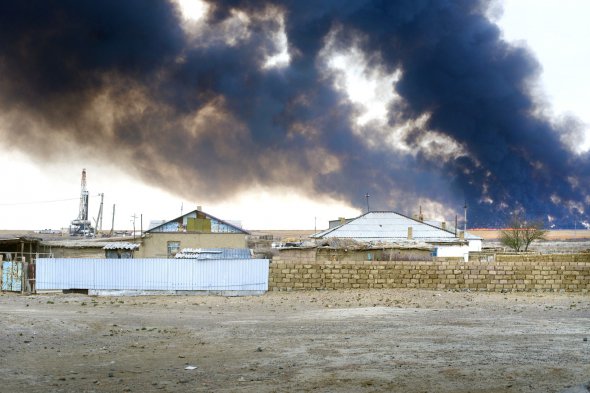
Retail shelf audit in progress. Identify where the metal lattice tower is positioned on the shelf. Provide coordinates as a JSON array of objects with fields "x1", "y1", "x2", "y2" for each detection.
[
  {"x1": 78, "y1": 169, "x2": 89, "y2": 221},
  {"x1": 70, "y1": 168, "x2": 92, "y2": 236}
]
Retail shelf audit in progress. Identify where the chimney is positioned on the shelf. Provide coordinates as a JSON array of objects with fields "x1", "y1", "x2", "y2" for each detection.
[
  {"x1": 458, "y1": 230, "x2": 464, "y2": 240},
  {"x1": 339, "y1": 217, "x2": 345, "y2": 224},
  {"x1": 197, "y1": 205, "x2": 202, "y2": 212},
  {"x1": 407, "y1": 226, "x2": 413, "y2": 240},
  {"x1": 441, "y1": 221, "x2": 446, "y2": 230}
]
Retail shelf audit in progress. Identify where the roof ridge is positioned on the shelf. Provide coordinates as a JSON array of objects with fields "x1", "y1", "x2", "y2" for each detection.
[
  {"x1": 315, "y1": 211, "x2": 474, "y2": 240},
  {"x1": 146, "y1": 209, "x2": 249, "y2": 234}
]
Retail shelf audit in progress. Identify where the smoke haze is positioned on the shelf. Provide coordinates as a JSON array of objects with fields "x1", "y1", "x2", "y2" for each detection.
[{"x1": 0, "y1": 0, "x2": 588, "y2": 227}]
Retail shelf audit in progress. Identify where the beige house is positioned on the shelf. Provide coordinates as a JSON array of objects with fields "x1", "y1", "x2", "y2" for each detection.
[{"x1": 137, "y1": 209, "x2": 249, "y2": 258}]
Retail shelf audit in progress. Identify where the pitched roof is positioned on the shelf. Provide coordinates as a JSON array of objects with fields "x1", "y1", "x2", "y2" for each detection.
[
  {"x1": 146, "y1": 209, "x2": 249, "y2": 235},
  {"x1": 312, "y1": 211, "x2": 481, "y2": 243}
]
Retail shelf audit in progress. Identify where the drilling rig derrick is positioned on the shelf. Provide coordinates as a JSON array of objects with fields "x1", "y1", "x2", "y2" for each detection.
[{"x1": 70, "y1": 168, "x2": 93, "y2": 236}]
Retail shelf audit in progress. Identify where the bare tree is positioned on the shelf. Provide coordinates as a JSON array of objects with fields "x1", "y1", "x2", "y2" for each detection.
[{"x1": 500, "y1": 214, "x2": 547, "y2": 252}]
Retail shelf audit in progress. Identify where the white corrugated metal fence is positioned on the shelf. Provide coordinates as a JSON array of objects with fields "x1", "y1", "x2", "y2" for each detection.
[{"x1": 36, "y1": 258, "x2": 269, "y2": 292}]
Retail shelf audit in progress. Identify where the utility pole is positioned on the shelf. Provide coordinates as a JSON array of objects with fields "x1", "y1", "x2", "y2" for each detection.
[
  {"x1": 365, "y1": 193, "x2": 370, "y2": 213},
  {"x1": 131, "y1": 214, "x2": 138, "y2": 240},
  {"x1": 95, "y1": 193, "x2": 104, "y2": 234},
  {"x1": 463, "y1": 201, "x2": 467, "y2": 232},
  {"x1": 110, "y1": 204, "x2": 116, "y2": 237}
]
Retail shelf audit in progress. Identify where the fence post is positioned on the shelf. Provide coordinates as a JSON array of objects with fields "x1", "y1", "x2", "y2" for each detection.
[{"x1": 21, "y1": 259, "x2": 27, "y2": 294}]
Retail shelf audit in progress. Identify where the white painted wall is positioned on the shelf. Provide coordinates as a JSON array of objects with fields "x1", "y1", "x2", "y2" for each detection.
[
  {"x1": 435, "y1": 245, "x2": 470, "y2": 262},
  {"x1": 435, "y1": 239, "x2": 481, "y2": 261},
  {"x1": 468, "y1": 239, "x2": 482, "y2": 252}
]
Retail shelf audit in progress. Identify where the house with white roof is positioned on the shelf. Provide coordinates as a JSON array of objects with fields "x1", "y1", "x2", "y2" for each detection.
[{"x1": 312, "y1": 211, "x2": 482, "y2": 261}]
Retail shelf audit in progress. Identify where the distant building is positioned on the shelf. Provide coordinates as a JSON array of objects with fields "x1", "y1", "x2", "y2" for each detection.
[
  {"x1": 328, "y1": 217, "x2": 355, "y2": 229},
  {"x1": 312, "y1": 211, "x2": 482, "y2": 261},
  {"x1": 138, "y1": 209, "x2": 249, "y2": 258},
  {"x1": 148, "y1": 220, "x2": 167, "y2": 230}
]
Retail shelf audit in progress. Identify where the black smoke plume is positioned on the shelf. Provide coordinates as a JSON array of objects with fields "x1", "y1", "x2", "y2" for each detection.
[{"x1": 0, "y1": 0, "x2": 587, "y2": 227}]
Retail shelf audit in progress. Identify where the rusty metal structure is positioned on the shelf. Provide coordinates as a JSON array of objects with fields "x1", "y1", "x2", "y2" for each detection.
[{"x1": 0, "y1": 235, "x2": 52, "y2": 293}]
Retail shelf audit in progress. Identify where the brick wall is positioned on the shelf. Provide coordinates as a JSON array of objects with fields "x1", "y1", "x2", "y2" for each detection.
[{"x1": 269, "y1": 253, "x2": 590, "y2": 292}]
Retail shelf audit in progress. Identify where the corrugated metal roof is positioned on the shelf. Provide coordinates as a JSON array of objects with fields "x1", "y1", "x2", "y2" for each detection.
[
  {"x1": 40, "y1": 240, "x2": 112, "y2": 248},
  {"x1": 174, "y1": 248, "x2": 252, "y2": 259},
  {"x1": 41, "y1": 239, "x2": 139, "y2": 249},
  {"x1": 0, "y1": 235, "x2": 41, "y2": 243},
  {"x1": 103, "y1": 242, "x2": 140, "y2": 250},
  {"x1": 312, "y1": 211, "x2": 481, "y2": 242}
]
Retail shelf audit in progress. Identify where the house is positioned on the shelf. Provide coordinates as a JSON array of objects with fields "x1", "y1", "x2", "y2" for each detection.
[
  {"x1": 311, "y1": 211, "x2": 482, "y2": 261},
  {"x1": 138, "y1": 209, "x2": 250, "y2": 258}
]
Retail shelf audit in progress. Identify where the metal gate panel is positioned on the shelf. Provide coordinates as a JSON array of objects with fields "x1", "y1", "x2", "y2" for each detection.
[
  {"x1": 36, "y1": 258, "x2": 269, "y2": 292},
  {"x1": 1, "y1": 261, "x2": 22, "y2": 292}
]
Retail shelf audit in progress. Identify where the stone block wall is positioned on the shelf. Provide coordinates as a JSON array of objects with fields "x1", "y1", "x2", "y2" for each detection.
[{"x1": 269, "y1": 253, "x2": 590, "y2": 292}]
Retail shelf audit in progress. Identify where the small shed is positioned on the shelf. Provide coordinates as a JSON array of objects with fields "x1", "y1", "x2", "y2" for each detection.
[{"x1": 0, "y1": 235, "x2": 43, "y2": 263}]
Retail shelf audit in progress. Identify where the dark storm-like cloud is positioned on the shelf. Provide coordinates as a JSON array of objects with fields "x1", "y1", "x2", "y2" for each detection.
[{"x1": 0, "y1": 0, "x2": 587, "y2": 227}]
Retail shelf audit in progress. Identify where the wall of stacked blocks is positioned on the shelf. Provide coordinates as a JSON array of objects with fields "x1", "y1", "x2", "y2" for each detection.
[{"x1": 269, "y1": 250, "x2": 590, "y2": 292}]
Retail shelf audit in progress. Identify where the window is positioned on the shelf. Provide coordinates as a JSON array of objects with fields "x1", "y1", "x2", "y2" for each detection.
[{"x1": 167, "y1": 241, "x2": 180, "y2": 258}]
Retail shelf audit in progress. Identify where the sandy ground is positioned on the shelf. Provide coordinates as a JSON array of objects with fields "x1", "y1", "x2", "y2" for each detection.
[{"x1": 1, "y1": 289, "x2": 589, "y2": 393}]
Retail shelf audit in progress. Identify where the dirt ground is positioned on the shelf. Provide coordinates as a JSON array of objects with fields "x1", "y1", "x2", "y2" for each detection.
[{"x1": 1, "y1": 289, "x2": 589, "y2": 393}]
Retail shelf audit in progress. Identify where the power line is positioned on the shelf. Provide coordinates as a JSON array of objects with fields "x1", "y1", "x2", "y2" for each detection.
[{"x1": 0, "y1": 194, "x2": 102, "y2": 207}]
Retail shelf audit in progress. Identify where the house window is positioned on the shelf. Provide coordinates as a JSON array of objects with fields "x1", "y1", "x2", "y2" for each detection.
[{"x1": 167, "y1": 241, "x2": 180, "y2": 258}]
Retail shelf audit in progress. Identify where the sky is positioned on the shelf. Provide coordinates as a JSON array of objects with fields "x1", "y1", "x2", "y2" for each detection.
[
  {"x1": 0, "y1": 0, "x2": 589, "y2": 231},
  {"x1": 497, "y1": 0, "x2": 590, "y2": 151}
]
